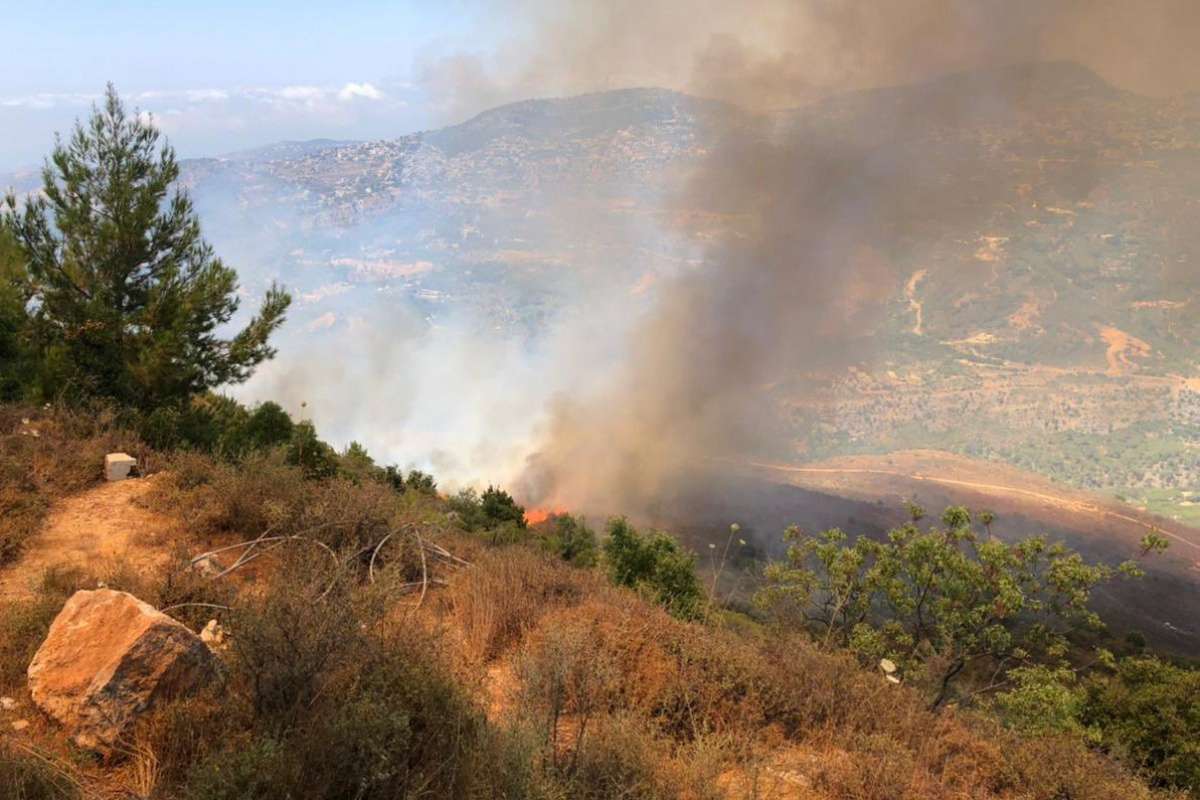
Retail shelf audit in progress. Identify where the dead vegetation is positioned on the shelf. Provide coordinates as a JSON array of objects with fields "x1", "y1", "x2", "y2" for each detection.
[
  {"x1": 0, "y1": 405, "x2": 147, "y2": 569},
  {"x1": 0, "y1": 405, "x2": 1185, "y2": 799}
]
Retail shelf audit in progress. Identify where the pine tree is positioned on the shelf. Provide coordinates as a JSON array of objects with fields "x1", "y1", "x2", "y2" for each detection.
[
  {"x1": 0, "y1": 226, "x2": 32, "y2": 400},
  {"x1": 2, "y1": 84, "x2": 290, "y2": 407}
]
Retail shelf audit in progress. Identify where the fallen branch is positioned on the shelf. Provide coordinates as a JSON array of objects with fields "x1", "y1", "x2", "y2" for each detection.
[
  {"x1": 424, "y1": 540, "x2": 471, "y2": 567},
  {"x1": 412, "y1": 527, "x2": 430, "y2": 610}
]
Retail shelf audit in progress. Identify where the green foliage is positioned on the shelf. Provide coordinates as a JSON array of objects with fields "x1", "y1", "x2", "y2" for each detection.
[
  {"x1": 338, "y1": 441, "x2": 376, "y2": 482},
  {"x1": 1081, "y1": 656, "x2": 1200, "y2": 792},
  {"x1": 757, "y1": 506, "x2": 1150, "y2": 708},
  {"x1": 0, "y1": 228, "x2": 33, "y2": 401},
  {"x1": 137, "y1": 395, "x2": 295, "y2": 461},
  {"x1": 403, "y1": 469, "x2": 437, "y2": 494},
  {"x1": 603, "y1": 517, "x2": 703, "y2": 619},
  {"x1": 994, "y1": 665, "x2": 1088, "y2": 737},
  {"x1": 286, "y1": 421, "x2": 340, "y2": 479},
  {"x1": 482, "y1": 485, "x2": 526, "y2": 528},
  {"x1": 543, "y1": 514, "x2": 598, "y2": 567},
  {"x1": 449, "y1": 485, "x2": 528, "y2": 543},
  {"x1": 1, "y1": 85, "x2": 290, "y2": 409},
  {"x1": 241, "y1": 402, "x2": 295, "y2": 452},
  {"x1": 381, "y1": 466, "x2": 437, "y2": 495}
]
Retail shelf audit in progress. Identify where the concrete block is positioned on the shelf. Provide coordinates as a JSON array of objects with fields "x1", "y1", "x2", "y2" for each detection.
[{"x1": 104, "y1": 453, "x2": 137, "y2": 482}]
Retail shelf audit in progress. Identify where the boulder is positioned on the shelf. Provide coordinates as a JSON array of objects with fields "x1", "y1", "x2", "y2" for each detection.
[{"x1": 27, "y1": 589, "x2": 217, "y2": 750}]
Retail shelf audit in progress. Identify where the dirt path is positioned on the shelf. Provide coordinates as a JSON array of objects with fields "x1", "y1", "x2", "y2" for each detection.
[{"x1": 0, "y1": 476, "x2": 175, "y2": 600}]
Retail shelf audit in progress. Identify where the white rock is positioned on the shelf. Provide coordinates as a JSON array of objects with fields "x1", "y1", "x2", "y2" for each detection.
[
  {"x1": 11, "y1": 719, "x2": 29, "y2": 732},
  {"x1": 0, "y1": 696, "x2": 15, "y2": 711},
  {"x1": 190, "y1": 554, "x2": 225, "y2": 578},
  {"x1": 200, "y1": 619, "x2": 227, "y2": 648},
  {"x1": 879, "y1": 658, "x2": 897, "y2": 674},
  {"x1": 104, "y1": 452, "x2": 137, "y2": 482}
]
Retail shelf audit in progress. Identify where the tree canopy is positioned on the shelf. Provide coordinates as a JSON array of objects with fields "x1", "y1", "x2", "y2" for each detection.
[
  {"x1": 756, "y1": 506, "x2": 1167, "y2": 708},
  {"x1": 1, "y1": 84, "x2": 290, "y2": 408}
]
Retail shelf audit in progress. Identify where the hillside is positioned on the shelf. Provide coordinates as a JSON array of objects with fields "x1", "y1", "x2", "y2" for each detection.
[
  {"x1": 6, "y1": 68, "x2": 1198, "y2": 514},
  {"x1": 136, "y1": 63, "x2": 1200, "y2": 519},
  {"x1": 0, "y1": 406, "x2": 1181, "y2": 799},
  {"x1": 720, "y1": 449, "x2": 1200, "y2": 654}
]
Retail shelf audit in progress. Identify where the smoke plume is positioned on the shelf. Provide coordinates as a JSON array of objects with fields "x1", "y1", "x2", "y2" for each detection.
[
  {"x1": 247, "y1": 0, "x2": 1198, "y2": 517},
  {"x1": 478, "y1": 0, "x2": 1198, "y2": 513}
]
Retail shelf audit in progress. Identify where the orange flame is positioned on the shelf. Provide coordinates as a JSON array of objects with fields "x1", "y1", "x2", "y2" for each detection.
[{"x1": 525, "y1": 507, "x2": 567, "y2": 526}]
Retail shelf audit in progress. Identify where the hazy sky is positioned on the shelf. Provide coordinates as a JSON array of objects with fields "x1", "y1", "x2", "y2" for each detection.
[
  {"x1": 0, "y1": 1, "x2": 510, "y2": 169},
  {"x1": 6, "y1": 1, "x2": 1199, "y2": 171}
]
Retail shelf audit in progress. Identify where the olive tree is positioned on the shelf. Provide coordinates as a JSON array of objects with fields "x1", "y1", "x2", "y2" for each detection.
[{"x1": 756, "y1": 506, "x2": 1166, "y2": 708}]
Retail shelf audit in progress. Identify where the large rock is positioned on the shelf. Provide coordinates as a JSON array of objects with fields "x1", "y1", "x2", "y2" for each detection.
[{"x1": 27, "y1": 589, "x2": 217, "y2": 750}]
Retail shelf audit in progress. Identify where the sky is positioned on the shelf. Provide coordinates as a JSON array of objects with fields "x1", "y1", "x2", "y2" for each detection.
[
  {"x1": 5, "y1": 0, "x2": 1200, "y2": 172},
  {"x1": 0, "y1": 0, "x2": 512, "y2": 169}
]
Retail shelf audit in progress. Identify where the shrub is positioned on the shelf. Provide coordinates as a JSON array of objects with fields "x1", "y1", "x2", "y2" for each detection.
[
  {"x1": 603, "y1": 517, "x2": 703, "y2": 619},
  {"x1": 286, "y1": 421, "x2": 340, "y2": 479},
  {"x1": 224, "y1": 560, "x2": 360, "y2": 728},
  {"x1": 241, "y1": 402, "x2": 294, "y2": 452},
  {"x1": 559, "y1": 714, "x2": 722, "y2": 800},
  {"x1": 381, "y1": 467, "x2": 437, "y2": 495},
  {"x1": 1081, "y1": 656, "x2": 1200, "y2": 792},
  {"x1": 0, "y1": 742, "x2": 79, "y2": 800},
  {"x1": 994, "y1": 665, "x2": 1087, "y2": 737},
  {"x1": 756, "y1": 507, "x2": 1160, "y2": 708},
  {"x1": 543, "y1": 514, "x2": 598, "y2": 567},
  {"x1": 179, "y1": 573, "x2": 499, "y2": 800},
  {"x1": 448, "y1": 548, "x2": 595, "y2": 661},
  {"x1": 404, "y1": 469, "x2": 437, "y2": 494}
]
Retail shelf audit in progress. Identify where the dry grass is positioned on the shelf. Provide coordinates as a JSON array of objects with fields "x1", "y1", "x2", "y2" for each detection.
[
  {"x1": 446, "y1": 547, "x2": 602, "y2": 662},
  {"x1": 485, "y1": 554, "x2": 1179, "y2": 800},
  {"x1": 0, "y1": 404, "x2": 146, "y2": 567},
  {"x1": 0, "y1": 403, "x2": 1181, "y2": 800}
]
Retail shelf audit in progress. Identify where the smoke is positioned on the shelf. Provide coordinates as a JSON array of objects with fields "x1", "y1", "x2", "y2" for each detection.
[
  {"x1": 476, "y1": 0, "x2": 1198, "y2": 513},
  {"x1": 244, "y1": 0, "x2": 1198, "y2": 517},
  {"x1": 417, "y1": 0, "x2": 1200, "y2": 122}
]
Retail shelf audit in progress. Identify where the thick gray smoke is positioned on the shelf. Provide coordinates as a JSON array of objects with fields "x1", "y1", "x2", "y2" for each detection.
[
  {"x1": 486, "y1": 0, "x2": 1200, "y2": 513},
  {"x1": 247, "y1": 0, "x2": 1199, "y2": 511}
]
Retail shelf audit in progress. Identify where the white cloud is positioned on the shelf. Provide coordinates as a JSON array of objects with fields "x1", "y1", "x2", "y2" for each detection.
[
  {"x1": 277, "y1": 85, "x2": 321, "y2": 100},
  {"x1": 306, "y1": 311, "x2": 338, "y2": 332},
  {"x1": 299, "y1": 282, "x2": 354, "y2": 305},
  {"x1": 184, "y1": 89, "x2": 230, "y2": 103},
  {"x1": 337, "y1": 82, "x2": 384, "y2": 102},
  {"x1": 0, "y1": 91, "x2": 98, "y2": 109}
]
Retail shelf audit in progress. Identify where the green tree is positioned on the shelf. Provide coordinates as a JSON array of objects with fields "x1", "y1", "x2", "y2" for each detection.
[
  {"x1": 543, "y1": 514, "x2": 598, "y2": 567},
  {"x1": 339, "y1": 441, "x2": 378, "y2": 483},
  {"x1": 242, "y1": 401, "x2": 295, "y2": 451},
  {"x1": 757, "y1": 507, "x2": 1158, "y2": 709},
  {"x1": 0, "y1": 227, "x2": 32, "y2": 400},
  {"x1": 1081, "y1": 656, "x2": 1200, "y2": 792},
  {"x1": 603, "y1": 517, "x2": 702, "y2": 619},
  {"x1": 287, "y1": 421, "x2": 340, "y2": 479},
  {"x1": 1, "y1": 85, "x2": 290, "y2": 408},
  {"x1": 481, "y1": 486, "x2": 526, "y2": 530}
]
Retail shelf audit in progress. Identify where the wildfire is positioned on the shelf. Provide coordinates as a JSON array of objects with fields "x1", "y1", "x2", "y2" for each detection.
[{"x1": 524, "y1": 506, "x2": 567, "y2": 526}]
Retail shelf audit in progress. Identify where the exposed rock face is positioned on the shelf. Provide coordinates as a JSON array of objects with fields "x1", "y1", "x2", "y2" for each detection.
[{"x1": 27, "y1": 589, "x2": 217, "y2": 750}]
